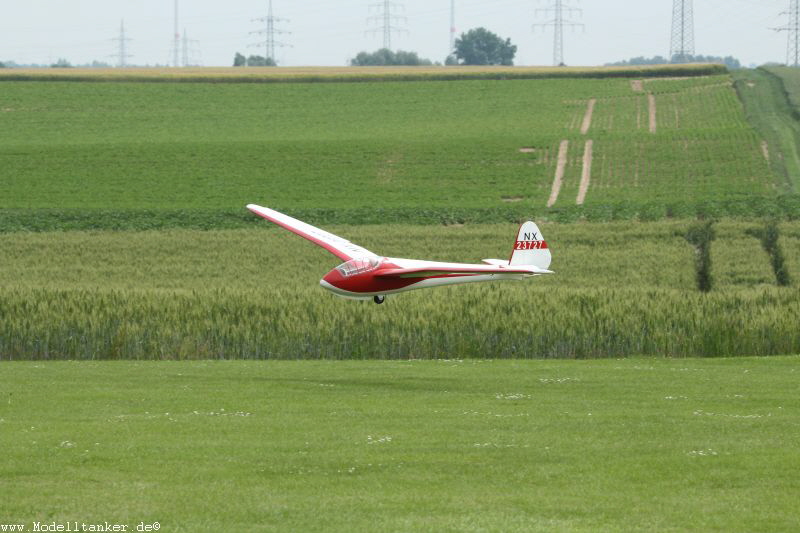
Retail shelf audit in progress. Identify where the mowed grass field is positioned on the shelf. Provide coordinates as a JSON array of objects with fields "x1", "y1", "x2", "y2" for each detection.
[
  {"x1": 1, "y1": 220, "x2": 798, "y2": 359},
  {"x1": 0, "y1": 70, "x2": 787, "y2": 229},
  {"x1": 2, "y1": 358, "x2": 799, "y2": 532}
]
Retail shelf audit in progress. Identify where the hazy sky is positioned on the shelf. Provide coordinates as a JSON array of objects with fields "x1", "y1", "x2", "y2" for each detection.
[{"x1": 0, "y1": 0, "x2": 791, "y2": 67}]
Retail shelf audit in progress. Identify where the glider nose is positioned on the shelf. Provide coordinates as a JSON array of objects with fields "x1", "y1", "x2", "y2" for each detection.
[
  {"x1": 320, "y1": 278, "x2": 337, "y2": 292},
  {"x1": 320, "y1": 267, "x2": 343, "y2": 293}
]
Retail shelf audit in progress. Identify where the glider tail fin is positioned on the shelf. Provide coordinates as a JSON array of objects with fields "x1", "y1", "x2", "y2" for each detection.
[{"x1": 509, "y1": 221, "x2": 551, "y2": 269}]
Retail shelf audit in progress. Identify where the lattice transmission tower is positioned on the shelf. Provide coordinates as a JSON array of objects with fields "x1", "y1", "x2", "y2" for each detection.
[
  {"x1": 173, "y1": 0, "x2": 180, "y2": 67},
  {"x1": 534, "y1": 0, "x2": 583, "y2": 67},
  {"x1": 670, "y1": 0, "x2": 695, "y2": 63},
  {"x1": 111, "y1": 19, "x2": 132, "y2": 67},
  {"x1": 250, "y1": 0, "x2": 290, "y2": 64},
  {"x1": 449, "y1": 0, "x2": 456, "y2": 55},
  {"x1": 775, "y1": 0, "x2": 800, "y2": 67},
  {"x1": 367, "y1": 0, "x2": 407, "y2": 50},
  {"x1": 181, "y1": 29, "x2": 202, "y2": 67}
]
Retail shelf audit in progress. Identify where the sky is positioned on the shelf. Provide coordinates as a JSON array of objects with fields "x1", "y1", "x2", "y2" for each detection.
[{"x1": 0, "y1": 0, "x2": 793, "y2": 67}]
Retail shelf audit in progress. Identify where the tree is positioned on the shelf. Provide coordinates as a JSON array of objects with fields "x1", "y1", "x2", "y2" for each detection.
[
  {"x1": 246, "y1": 55, "x2": 277, "y2": 67},
  {"x1": 685, "y1": 221, "x2": 716, "y2": 292},
  {"x1": 233, "y1": 52, "x2": 246, "y2": 67},
  {"x1": 350, "y1": 49, "x2": 433, "y2": 66},
  {"x1": 453, "y1": 28, "x2": 516, "y2": 66},
  {"x1": 50, "y1": 58, "x2": 72, "y2": 68}
]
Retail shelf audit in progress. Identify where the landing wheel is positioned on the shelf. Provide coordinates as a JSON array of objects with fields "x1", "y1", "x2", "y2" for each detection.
[{"x1": 373, "y1": 295, "x2": 385, "y2": 305}]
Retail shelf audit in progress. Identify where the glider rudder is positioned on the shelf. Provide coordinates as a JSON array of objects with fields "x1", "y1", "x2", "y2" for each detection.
[{"x1": 509, "y1": 221, "x2": 551, "y2": 269}]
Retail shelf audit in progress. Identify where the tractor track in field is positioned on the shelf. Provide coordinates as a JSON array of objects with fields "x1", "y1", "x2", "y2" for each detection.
[
  {"x1": 648, "y1": 93, "x2": 657, "y2": 134},
  {"x1": 547, "y1": 140, "x2": 570, "y2": 207},
  {"x1": 576, "y1": 140, "x2": 594, "y2": 205},
  {"x1": 580, "y1": 98, "x2": 596, "y2": 135}
]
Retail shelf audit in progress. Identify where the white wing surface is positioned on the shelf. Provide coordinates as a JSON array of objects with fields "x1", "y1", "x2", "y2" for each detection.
[{"x1": 246, "y1": 204, "x2": 378, "y2": 262}]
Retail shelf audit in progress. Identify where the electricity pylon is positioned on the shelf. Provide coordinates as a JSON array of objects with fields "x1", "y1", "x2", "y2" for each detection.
[
  {"x1": 534, "y1": 0, "x2": 583, "y2": 67},
  {"x1": 670, "y1": 0, "x2": 695, "y2": 63},
  {"x1": 112, "y1": 19, "x2": 132, "y2": 67},
  {"x1": 251, "y1": 0, "x2": 290, "y2": 64},
  {"x1": 775, "y1": 0, "x2": 800, "y2": 67},
  {"x1": 367, "y1": 0, "x2": 407, "y2": 50}
]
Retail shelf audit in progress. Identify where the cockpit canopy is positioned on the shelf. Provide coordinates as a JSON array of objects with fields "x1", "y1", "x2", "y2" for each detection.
[{"x1": 336, "y1": 257, "x2": 381, "y2": 277}]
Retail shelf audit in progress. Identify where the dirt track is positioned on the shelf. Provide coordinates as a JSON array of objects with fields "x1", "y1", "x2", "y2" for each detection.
[
  {"x1": 580, "y1": 99, "x2": 596, "y2": 135},
  {"x1": 648, "y1": 94, "x2": 657, "y2": 134},
  {"x1": 576, "y1": 140, "x2": 593, "y2": 205},
  {"x1": 547, "y1": 140, "x2": 570, "y2": 207}
]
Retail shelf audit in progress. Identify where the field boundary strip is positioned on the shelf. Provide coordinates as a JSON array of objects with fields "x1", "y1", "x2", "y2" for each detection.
[{"x1": 0, "y1": 64, "x2": 728, "y2": 84}]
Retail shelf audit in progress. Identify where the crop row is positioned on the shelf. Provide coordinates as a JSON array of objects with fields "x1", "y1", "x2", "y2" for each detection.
[{"x1": 3, "y1": 196, "x2": 800, "y2": 233}]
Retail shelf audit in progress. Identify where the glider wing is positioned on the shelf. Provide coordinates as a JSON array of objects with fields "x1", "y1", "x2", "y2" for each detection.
[{"x1": 247, "y1": 204, "x2": 378, "y2": 262}]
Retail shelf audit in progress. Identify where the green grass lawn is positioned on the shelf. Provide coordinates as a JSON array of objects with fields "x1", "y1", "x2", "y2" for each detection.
[{"x1": 1, "y1": 358, "x2": 799, "y2": 532}]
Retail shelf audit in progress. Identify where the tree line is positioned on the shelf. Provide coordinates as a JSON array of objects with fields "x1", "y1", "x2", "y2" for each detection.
[
  {"x1": 607, "y1": 54, "x2": 741, "y2": 70},
  {"x1": 233, "y1": 27, "x2": 517, "y2": 67}
]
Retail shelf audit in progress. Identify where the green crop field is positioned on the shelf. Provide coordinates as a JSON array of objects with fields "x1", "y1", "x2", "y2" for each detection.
[
  {"x1": 1, "y1": 70, "x2": 798, "y2": 357},
  {"x1": 1, "y1": 220, "x2": 798, "y2": 360},
  {"x1": 1, "y1": 69, "x2": 792, "y2": 231},
  {"x1": 2, "y1": 358, "x2": 799, "y2": 532}
]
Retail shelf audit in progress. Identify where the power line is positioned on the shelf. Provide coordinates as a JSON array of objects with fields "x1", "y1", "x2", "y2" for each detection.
[
  {"x1": 774, "y1": 0, "x2": 800, "y2": 66},
  {"x1": 670, "y1": 0, "x2": 695, "y2": 63},
  {"x1": 111, "y1": 19, "x2": 132, "y2": 68},
  {"x1": 250, "y1": 0, "x2": 290, "y2": 64},
  {"x1": 366, "y1": 0, "x2": 407, "y2": 50},
  {"x1": 534, "y1": 0, "x2": 583, "y2": 67}
]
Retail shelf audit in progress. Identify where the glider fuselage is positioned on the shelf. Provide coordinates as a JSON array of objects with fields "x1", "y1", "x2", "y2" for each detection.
[{"x1": 320, "y1": 257, "x2": 530, "y2": 300}]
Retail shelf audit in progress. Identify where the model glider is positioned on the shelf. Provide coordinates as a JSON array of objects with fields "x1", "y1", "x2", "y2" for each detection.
[{"x1": 247, "y1": 204, "x2": 553, "y2": 304}]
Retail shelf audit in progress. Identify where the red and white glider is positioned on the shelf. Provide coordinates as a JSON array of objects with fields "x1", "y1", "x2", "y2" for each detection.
[{"x1": 247, "y1": 204, "x2": 553, "y2": 304}]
